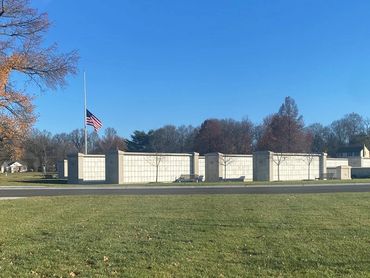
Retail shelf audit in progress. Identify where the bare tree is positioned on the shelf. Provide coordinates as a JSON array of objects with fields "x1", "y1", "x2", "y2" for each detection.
[
  {"x1": 330, "y1": 113, "x2": 365, "y2": 146},
  {"x1": 96, "y1": 127, "x2": 126, "y2": 153},
  {"x1": 177, "y1": 125, "x2": 197, "y2": 152},
  {"x1": 220, "y1": 119, "x2": 254, "y2": 154},
  {"x1": 52, "y1": 133, "x2": 75, "y2": 161},
  {"x1": 302, "y1": 154, "x2": 316, "y2": 180},
  {"x1": 149, "y1": 125, "x2": 179, "y2": 153},
  {"x1": 272, "y1": 153, "x2": 286, "y2": 181},
  {"x1": 219, "y1": 154, "x2": 233, "y2": 180},
  {"x1": 23, "y1": 129, "x2": 54, "y2": 171},
  {"x1": 306, "y1": 123, "x2": 330, "y2": 153},
  {"x1": 145, "y1": 153, "x2": 165, "y2": 183},
  {"x1": 69, "y1": 129, "x2": 85, "y2": 153},
  {"x1": 68, "y1": 129, "x2": 100, "y2": 154}
]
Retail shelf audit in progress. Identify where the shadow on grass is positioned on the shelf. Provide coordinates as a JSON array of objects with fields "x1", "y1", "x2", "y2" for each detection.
[{"x1": 17, "y1": 179, "x2": 68, "y2": 185}]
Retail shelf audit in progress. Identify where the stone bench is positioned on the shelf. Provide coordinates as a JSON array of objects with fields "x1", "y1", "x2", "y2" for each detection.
[
  {"x1": 220, "y1": 176, "x2": 245, "y2": 182},
  {"x1": 43, "y1": 173, "x2": 58, "y2": 179},
  {"x1": 317, "y1": 173, "x2": 335, "y2": 180},
  {"x1": 175, "y1": 174, "x2": 203, "y2": 183}
]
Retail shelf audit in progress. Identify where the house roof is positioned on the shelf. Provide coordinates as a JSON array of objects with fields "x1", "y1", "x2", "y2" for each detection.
[
  {"x1": 336, "y1": 145, "x2": 367, "y2": 153},
  {"x1": 1, "y1": 161, "x2": 26, "y2": 167}
]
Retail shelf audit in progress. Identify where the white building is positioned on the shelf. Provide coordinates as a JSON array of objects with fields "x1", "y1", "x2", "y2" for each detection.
[{"x1": 1, "y1": 161, "x2": 28, "y2": 173}]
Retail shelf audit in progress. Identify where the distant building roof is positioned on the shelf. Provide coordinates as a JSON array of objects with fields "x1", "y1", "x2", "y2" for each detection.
[
  {"x1": 336, "y1": 145, "x2": 367, "y2": 154},
  {"x1": 1, "y1": 161, "x2": 26, "y2": 167}
]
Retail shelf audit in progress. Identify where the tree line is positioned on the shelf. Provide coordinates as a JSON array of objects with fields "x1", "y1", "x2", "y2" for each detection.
[
  {"x1": 13, "y1": 96, "x2": 370, "y2": 172},
  {"x1": 127, "y1": 96, "x2": 370, "y2": 156}
]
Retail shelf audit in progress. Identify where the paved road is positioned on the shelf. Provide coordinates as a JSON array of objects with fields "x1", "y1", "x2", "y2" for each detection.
[{"x1": 1, "y1": 184, "x2": 370, "y2": 197}]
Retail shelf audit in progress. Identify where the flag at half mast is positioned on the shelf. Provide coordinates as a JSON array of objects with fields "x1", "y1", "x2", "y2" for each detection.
[{"x1": 86, "y1": 109, "x2": 103, "y2": 132}]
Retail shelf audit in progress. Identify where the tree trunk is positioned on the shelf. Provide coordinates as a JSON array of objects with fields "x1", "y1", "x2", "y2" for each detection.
[{"x1": 156, "y1": 166, "x2": 158, "y2": 183}]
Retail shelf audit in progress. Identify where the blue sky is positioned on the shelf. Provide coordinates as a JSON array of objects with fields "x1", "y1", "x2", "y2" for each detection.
[{"x1": 31, "y1": 0, "x2": 370, "y2": 137}]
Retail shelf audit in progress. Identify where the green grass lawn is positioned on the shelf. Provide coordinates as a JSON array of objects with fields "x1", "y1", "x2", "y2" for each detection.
[
  {"x1": 0, "y1": 172, "x2": 67, "y2": 187},
  {"x1": 0, "y1": 193, "x2": 370, "y2": 277}
]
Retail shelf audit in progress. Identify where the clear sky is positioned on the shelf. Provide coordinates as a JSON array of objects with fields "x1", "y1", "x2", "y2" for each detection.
[{"x1": 31, "y1": 0, "x2": 370, "y2": 137}]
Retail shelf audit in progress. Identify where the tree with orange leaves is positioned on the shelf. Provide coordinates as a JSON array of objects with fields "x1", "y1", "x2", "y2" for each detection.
[{"x1": 0, "y1": 0, "x2": 78, "y2": 160}]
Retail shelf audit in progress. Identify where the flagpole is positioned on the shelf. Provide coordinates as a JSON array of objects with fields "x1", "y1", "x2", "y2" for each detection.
[{"x1": 84, "y1": 71, "x2": 88, "y2": 155}]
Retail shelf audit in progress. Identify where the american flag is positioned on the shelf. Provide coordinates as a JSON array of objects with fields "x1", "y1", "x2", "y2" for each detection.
[{"x1": 86, "y1": 109, "x2": 102, "y2": 132}]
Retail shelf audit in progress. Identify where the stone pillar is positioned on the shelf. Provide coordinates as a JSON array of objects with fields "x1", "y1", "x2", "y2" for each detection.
[
  {"x1": 67, "y1": 153, "x2": 84, "y2": 184},
  {"x1": 191, "y1": 152, "x2": 199, "y2": 176},
  {"x1": 336, "y1": 165, "x2": 352, "y2": 180},
  {"x1": 106, "y1": 150, "x2": 125, "y2": 184},
  {"x1": 57, "y1": 160, "x2": 68, "y2": 178},
  {"x1": 253, "y1": 151, "x2": 273, "y2": 181},
  {"x1": 319, "y1": 152, "x2": 327, "y2": 179},
  {"x1": 205, "y1": 153, "x2": 222, "y2": 182},
  {"x1": 63, "y1": 160, "x2": 68, "y2": 178}
]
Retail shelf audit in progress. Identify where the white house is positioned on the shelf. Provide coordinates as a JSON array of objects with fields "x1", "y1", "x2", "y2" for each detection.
[{"x1": 0, "y1": 161, "x2": 28, "y2": 173}]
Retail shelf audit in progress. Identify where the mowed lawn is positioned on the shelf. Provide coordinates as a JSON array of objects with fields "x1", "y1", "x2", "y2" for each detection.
[
  {"x1": 0, "y1": 194, "x2": 370, "y2": 277},
  {"x1": 0, "y1": 173, "x2": 67, "y2": 187}
]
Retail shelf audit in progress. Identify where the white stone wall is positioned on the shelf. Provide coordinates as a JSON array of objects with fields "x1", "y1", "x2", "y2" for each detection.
[
  {"x1": 361, "y1": 158, "x2": 370, "y2": 167},
  {"x1": 122, "y1": 152, "x2": 192, "y2": 183},
  {"x1": 327, "y1": 158, "x2": 348, "y2": 168},
  {"x1": 199, "y1": 156, "x2": 205, "y2": 177},
  {"x1": 272, "y1": 153, "x2": 321, "y2": 181},
  {"x1": 220, "y1": 154, "x2": 253, "y2": 181},
  {"x1": 71, "y1": 151, "x2": 330, "y2": 184},
  {"x1": 327, "y1": 166, "x2": 351, "y2": 180},
  {"x1": 349, "y1": 157, "x2": 370, "y2": 167},
  {"x1": 83, "y1": 155, "x2": 105, "y2": 181}
]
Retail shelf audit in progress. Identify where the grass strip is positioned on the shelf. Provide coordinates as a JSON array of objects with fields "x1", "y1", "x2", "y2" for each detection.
[{"x1": 0, "y1": 193, "x2": 369, "y2": 276}]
